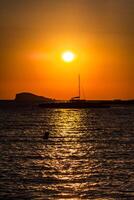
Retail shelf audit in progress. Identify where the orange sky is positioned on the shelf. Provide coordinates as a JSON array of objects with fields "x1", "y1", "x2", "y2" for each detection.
[{"x1": 0, "y1": 0, "x2": 133, "y2": 100}]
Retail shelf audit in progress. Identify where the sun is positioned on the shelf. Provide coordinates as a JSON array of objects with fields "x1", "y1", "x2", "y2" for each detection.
[{"x1": 62, "y1": 51, "x2": 75, "y2": 62}]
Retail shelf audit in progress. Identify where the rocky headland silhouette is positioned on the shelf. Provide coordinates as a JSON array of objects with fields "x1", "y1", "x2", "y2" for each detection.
[{"x1": 15, "y1": 92, "x2": 52, "y2": 102}]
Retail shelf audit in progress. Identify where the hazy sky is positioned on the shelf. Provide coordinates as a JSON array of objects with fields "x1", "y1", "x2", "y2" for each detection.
[{"x1": 0, "y1": 0, "x2": 133, "y2": 99}]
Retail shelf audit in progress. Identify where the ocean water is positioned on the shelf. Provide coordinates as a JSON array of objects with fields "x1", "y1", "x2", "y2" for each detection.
[{"x1": 0, "y1": 106, "x2": 134, "y2": 200}]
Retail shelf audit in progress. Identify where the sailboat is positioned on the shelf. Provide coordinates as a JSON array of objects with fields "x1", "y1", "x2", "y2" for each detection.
[
  {"x1": 70, "y1": 74, "x2": 82, "y2": 101},
  {"x1": 39, "y1": 75, "x2": 110, "y2": 108}
]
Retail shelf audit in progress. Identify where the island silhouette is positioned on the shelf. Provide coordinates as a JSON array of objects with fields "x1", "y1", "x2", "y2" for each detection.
[{"x1": 15, "y1": 92, "x2": 53, "y2": 102}]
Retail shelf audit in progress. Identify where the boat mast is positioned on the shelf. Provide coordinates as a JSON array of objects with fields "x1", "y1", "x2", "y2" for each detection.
[{"x1": 78, "y1": 74, "x2": 80, "y2": 99}]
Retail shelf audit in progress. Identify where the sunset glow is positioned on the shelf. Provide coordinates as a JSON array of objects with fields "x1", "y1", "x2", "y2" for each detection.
[{"x1": 0, "y1": 0, "x2": 133, "y2": 100}]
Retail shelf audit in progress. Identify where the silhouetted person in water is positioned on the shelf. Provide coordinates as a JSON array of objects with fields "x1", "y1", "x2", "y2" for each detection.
[{"x1": 43, "y1": 131, "x2": 49, "y2": 140}]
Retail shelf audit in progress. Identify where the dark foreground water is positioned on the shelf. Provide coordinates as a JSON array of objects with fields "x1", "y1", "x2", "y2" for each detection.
[{"x1": 0, "y1": 106, "x2": 134, "y2": 200}]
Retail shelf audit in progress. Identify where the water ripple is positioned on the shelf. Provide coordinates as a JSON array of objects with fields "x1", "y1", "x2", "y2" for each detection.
[{"x1": 0, "y1": 107, "x2": 134, "y2": 199}]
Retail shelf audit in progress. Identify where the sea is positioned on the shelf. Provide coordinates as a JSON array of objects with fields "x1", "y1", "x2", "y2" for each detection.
[{"x1": 0, "y1": 104, "x2": 134, "y2": 200}]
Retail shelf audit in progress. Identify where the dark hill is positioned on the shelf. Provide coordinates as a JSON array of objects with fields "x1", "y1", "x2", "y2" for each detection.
[{"x1": 15, "y1": 92, "x2": 52, "y2": 102}]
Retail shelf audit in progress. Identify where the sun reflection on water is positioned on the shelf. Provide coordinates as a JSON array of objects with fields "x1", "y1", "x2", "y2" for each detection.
[{"x1": 35, "y1": 109, "x2": 94, "y2": 198}]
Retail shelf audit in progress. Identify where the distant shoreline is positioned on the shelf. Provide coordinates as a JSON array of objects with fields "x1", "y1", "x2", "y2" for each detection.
[
  {"x1": 0, "y1": 99, "x2": 134, "y2": 106},
  {"x1": 0, "y1": 92, "x2": 133, "y2": 107}
]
